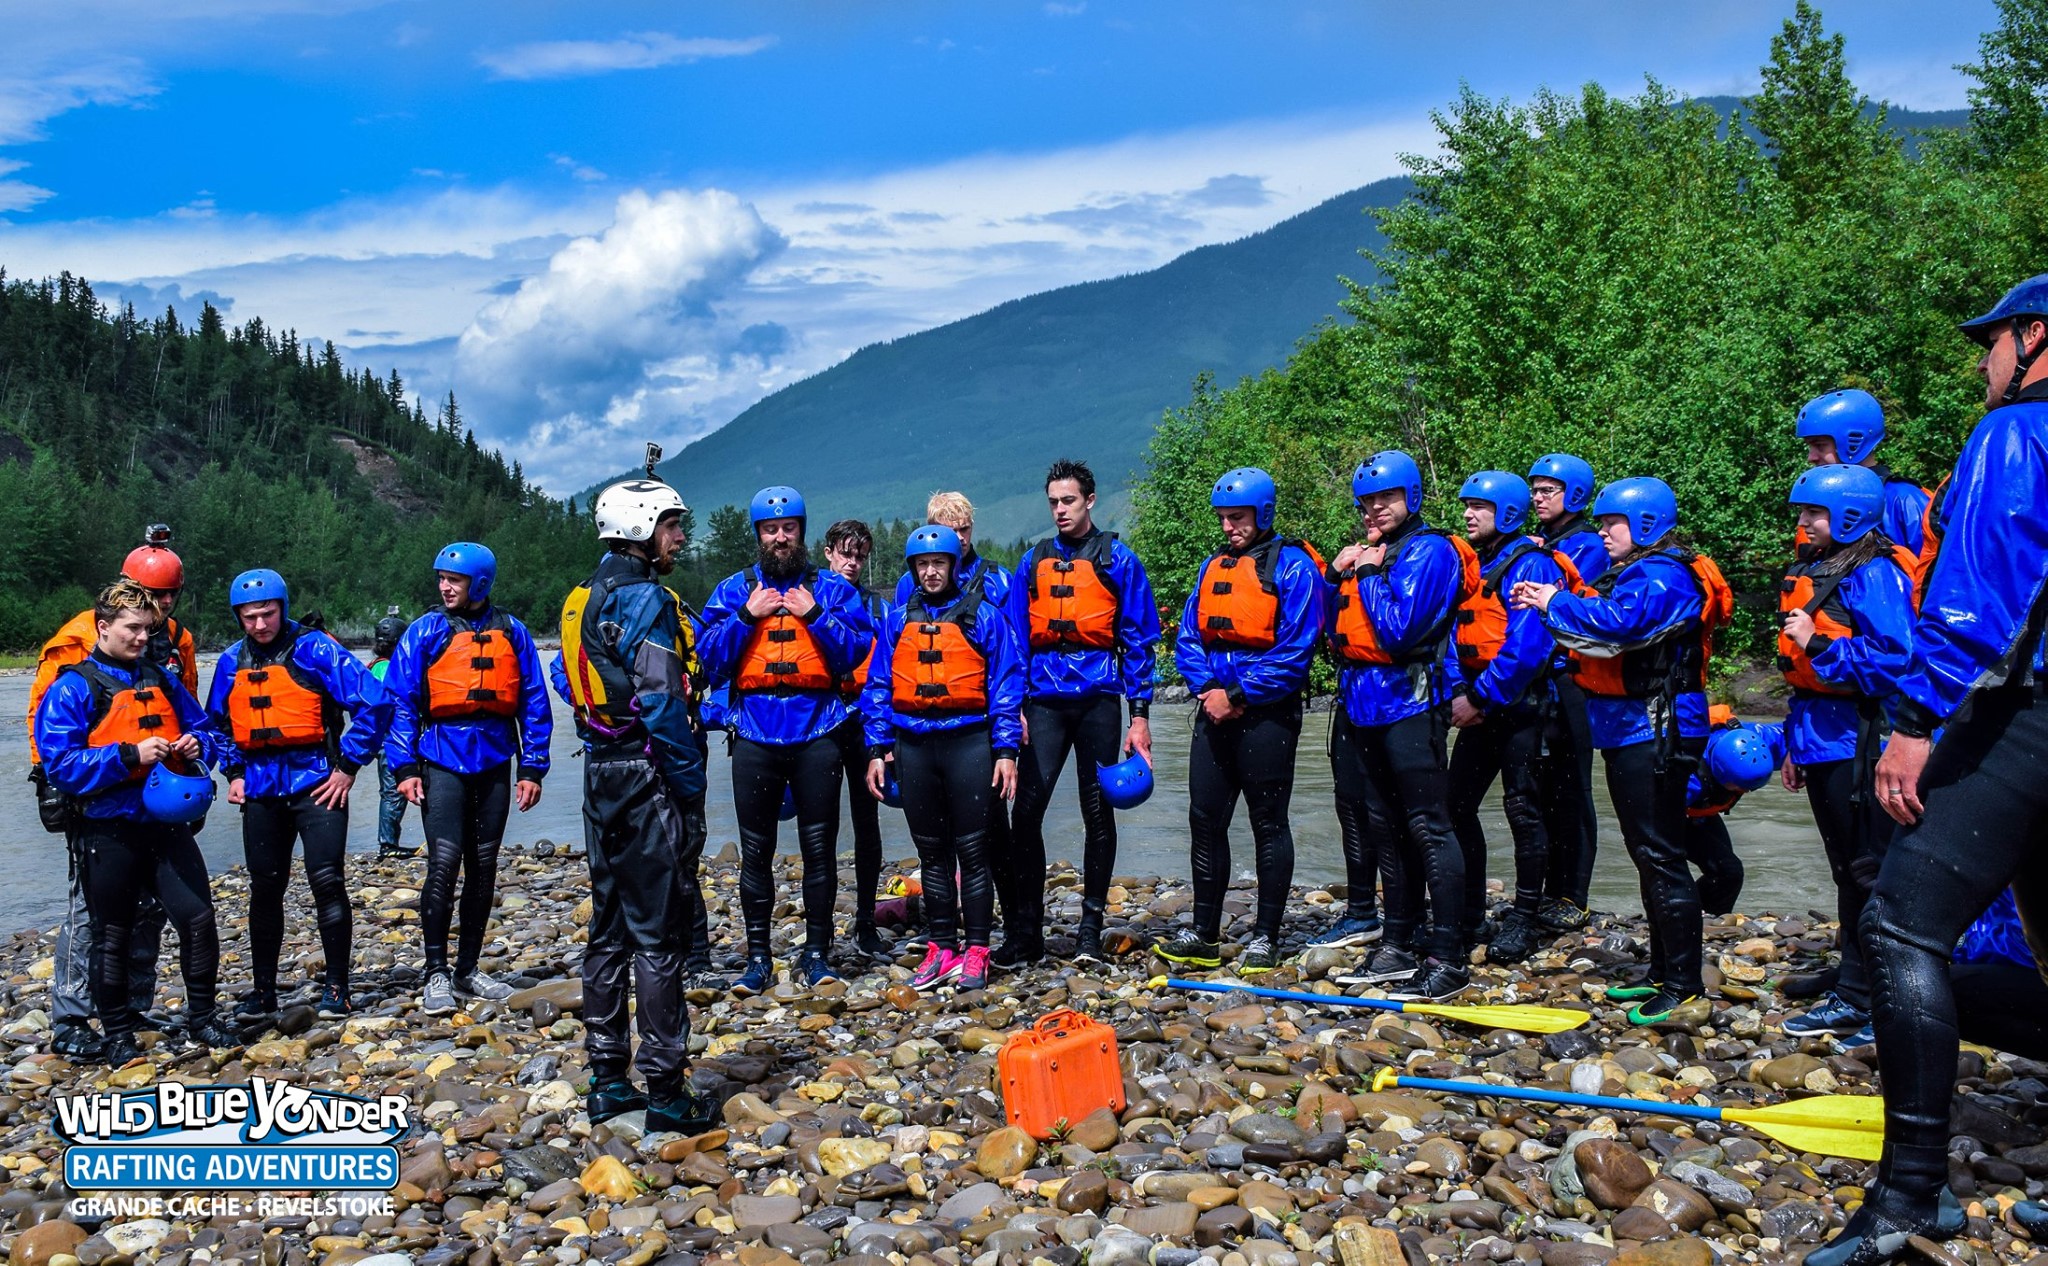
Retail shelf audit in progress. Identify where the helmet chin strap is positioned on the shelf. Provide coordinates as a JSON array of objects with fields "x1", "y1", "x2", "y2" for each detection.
[{"x1": 2004, "y1": 316, "x2": 2045, "y2": 402}]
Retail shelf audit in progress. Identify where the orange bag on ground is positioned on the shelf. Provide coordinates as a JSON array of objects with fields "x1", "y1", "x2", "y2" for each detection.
[{"x1": 998, "y1": 1009, "x2": 1125, "y2": 1139}]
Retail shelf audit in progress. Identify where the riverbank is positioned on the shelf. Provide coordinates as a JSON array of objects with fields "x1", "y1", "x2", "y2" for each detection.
[{"x1": 0, "y1": 845, "x2": 2038, "y2": 1266}]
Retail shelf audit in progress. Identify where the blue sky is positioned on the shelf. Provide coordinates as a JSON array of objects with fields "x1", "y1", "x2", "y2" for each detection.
[{"x1": 0, "y1": 0, "x2": 1996, "y2": 489}]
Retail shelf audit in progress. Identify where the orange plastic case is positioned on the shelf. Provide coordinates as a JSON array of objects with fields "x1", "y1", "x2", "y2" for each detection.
[{"x1": 998, "y1": 1009, "x2": 1126, "y2": 1139}]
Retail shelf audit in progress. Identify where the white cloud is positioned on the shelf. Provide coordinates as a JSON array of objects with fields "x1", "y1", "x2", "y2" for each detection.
[
  {"x1": 1044, "y1": 2, "x2": 1087, "y2": 15},
  {"x1": 0, "y1": 159, "x2": 54, "y2": 214},
  {"x1": 477, "y1": 32, "x2": 776, "y2": 81}
]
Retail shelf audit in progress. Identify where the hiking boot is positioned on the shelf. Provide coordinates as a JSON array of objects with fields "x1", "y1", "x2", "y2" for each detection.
[
  {"x1": 1487, "y1": 911, "x2": 1545, "y2": 964},
  {"x1": 731, "y1": 956, "x2": 774, "y2": 997},
  {"x1": 101, "y1": 1034, "x2": 145, "y2": 1068},
  {"x1": 990, "y1": 937, "x2": 1043, "y2": 969},
  {"x1": 316, "y1": 985, "x2": 354, "y2": 1019},
  {"x1": 852, "y1": 921, "x2": 887, "y2": 957},
  {"x1": 1340, "y1": 944, "x2": 1420, "y2": 986},
  {"x1": 798, "y1": 951, "x2": 838, "y2": 988},
  {"x1": 234, "y1": 989, "x2": 279, "y2": 1019},
  {"x1": 1783, "y1": 991, "x2": 1869, "y2": 1037},
  {"x1": 1626, "y1": 989, "x2": 1698, "y2": 1025},
  {"x1": 586, "y1": 1079, "x2": 647, "y2": 1124},
  {"x1": 1389, "y1": 960, "x2": 1469, "y2": 1003},
  {"x1": 1538, "y1": 897, "x2": 1591, "y2": 932},
  {"x1": 1239, "y1": 934, "x2": 1281, "y2": 975},
  {"x1": 646, "y1": 1088, "x2": 718, "y2": 1136},
  {"x1": 1152, "y1": 929, "x2": 1222, "y2": 969},
  {"x1": 956, "y1": 946, "x2": 992, "y2": 991},
  {"x1": 50, "y1": 1023, "x2": 101, "y2": 1060},
  {"x1": 378, "y1": 842, "x2": 421, "y2": 860},
  {"x1": 455, "y1": 969, "x2": 515, "y2": 1001},
  {"x1": 1074, "y1": 925, "x2": 1104, "y2": 964},
  {"x1": 188, "y1": 1013, "x2": 245, "y2": 1051},
  {"x1": 420, "y1": 969, "x2": 458, "y2": 1015},
  {"x1": 1309, "y1": 916, "x2": 1383, "y2": 949},
  {"x1": 1805, "y1": 1186, "x2": 1963, "y2": 1266},
  {"x1": 908, "y1": 946, "x2": 962, "y2": 990}
]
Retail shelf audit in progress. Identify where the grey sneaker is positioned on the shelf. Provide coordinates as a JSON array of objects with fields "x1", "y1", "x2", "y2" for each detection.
[
  {"x1": 1239, "y1": 934, "x2": 1282, "y2": 975},
  {"x1": 455, "y1": 970, "x2": 514, "y2": 1001},
  {"x1": 421, "y1": 969, "x2": 457, "y2": 1015}
]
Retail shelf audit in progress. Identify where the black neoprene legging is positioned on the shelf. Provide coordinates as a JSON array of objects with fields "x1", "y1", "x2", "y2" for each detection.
[
  {"x1": 895, "y1": 723, "x2": 998, "y2": 949},
  {"x1": 1603, "y1": 739, "x2": 1705, "y2": 996},
  {"x1": 1863, "y1": 687, "x2": 2048, "y2": 1215},
  {"x1": 1357, "y1": 709, "x2": 1465, "y2": 963},
  {"x1": 1008, "y1": 694, "x2": 1124, "y2": 940},
  {"x1": 242, "y1": 790, "x2": 352, "y2": 992},
  {"x1": 1682, "y1": 814, "x2": 1745, "y2": 916},
  {"x1": 1800, "y1": 755, "x2": 1894, "y2": 1010},
  {"x1": 80, "y1": 819, "x2": 220, "y2": 1039},
  {"x1": 1328, "y1": 712, "x2": 1386, "y2": 924},
  {"x1": 832, "y1": 715, "x2": 883, "y2": 926},
  {"x1": 1448, "y1": 704, "x2": 1550, "y2": 930},
  {"x1": 421, "y1": 763, "x2": 510, "y2": 978},
  {"x1": 1188, "y1": 697, "x2": 1300, "y2": 943},
  {"x1": 731, "y1": 734, "x2": 841, "y2": 958},
  {"x1": 1539, "y1": 679, "x2": 1600, "y2": 908}
]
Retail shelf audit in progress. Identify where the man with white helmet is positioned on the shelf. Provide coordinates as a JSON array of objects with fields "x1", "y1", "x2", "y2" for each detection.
[{"x1": 553, "y1": 454, "x2": 714, "y2": 1133}]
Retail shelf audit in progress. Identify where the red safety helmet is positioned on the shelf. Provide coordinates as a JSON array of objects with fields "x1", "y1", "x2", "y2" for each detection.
[{"x1": 123, "y1": 544, "x2": 186, "y2": 591}]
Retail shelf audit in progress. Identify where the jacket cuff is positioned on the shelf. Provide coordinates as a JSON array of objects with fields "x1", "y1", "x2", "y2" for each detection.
[
  {"x1": 119, "y1": 743, "x2": 141, "y2": 770},
  {"x1": 334, "y1": 757, "x2": 363, "y2": 777},
  {"x1": 393, "y1": 762, "x2": 422, "y2": 783},
  {"x1": 1893, "y1": 698, "x2": 1940, "y2": 740},
  {"x1": 737, "y1": 606, "x2": 760, "y2": 625},
  {"x1": 1196, "y1": 680, "x2": 1224, "y2": 697},
  {"x1": 1226, "y1": 684, "x2": 1250, "y2": 709},
  {"x1": 1128, "y1": 699, "x2": 1151, "y2": 720},
  {"x1": 516, "y1": 765, "x2": 547, "y2": 785},
  {"x1": 1805, "y1": 633, "x2": 1836, "y2": 662},
  {"x1": 994, "y1": 747, "x2": 1019, "y2": 761},
  {"x1": 866, "y1": 744, "x2": 893, "y2": 760},
  {"x1": 222, "y1": 764, "x2": 246, "y2": 782},
  {"x1": 800, "y1": 603, "x2": 824, "y2": 624}
]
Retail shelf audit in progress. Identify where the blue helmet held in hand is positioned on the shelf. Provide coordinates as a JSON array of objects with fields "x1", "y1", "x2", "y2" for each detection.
[
  {"x1": 1097, "y1": 752, "x2": 1154, "y2": 810},
  {"x1": 1528, "y1": 453, "x2": 1595, "y2": 514},
  {"x1": 1788, "y1": 464, "x2": 1885, "y2": 544},
  {"x1": 1211, "y1": 467, "x2": 1277, "y2": 532},
  {"x1": 1458, "y1": 471, "x2": 1531, "y2": 535},
  {"x1": 228, "y1": 568, "x2": 289, "y2": 618},
  {"x1": 143, "y1": 761, "x2": 215, "y2": 824},
  {"x1": 881, "y1": 772, "x2": 902, "y2": 808},
  {"x1": 1353, "y1": 450, "x2": 1423, "y2": 514},
  {"x1": 433, "y1": 542, "x2": 497, "y2": 603},
  {"x1": 1796, "y1": 389, "x2": 1886, "y2": 466},
  {"x1": 1705, "y1": 724, "x2": 1778, "y2": 794},
  {"x1": 750, "y1": 486, "x2": 806, "y2": 528},
  {"x1": 1591, "y1": 477, "x2": 1677, "y2": 547},
  {"x1": 780, "y1": 785, "x2": 798, "y2": 821}
]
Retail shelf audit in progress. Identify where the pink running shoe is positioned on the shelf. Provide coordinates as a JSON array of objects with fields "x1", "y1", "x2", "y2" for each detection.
[
  {"x1": 957, "y1": 945, "x2": 992, "y2": 991},
  {"x1": 908, "y1": 945, "x2": 962, "y2": 990}
]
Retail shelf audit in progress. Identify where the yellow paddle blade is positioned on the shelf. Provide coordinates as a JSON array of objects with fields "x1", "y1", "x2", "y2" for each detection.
[
  {"x1": 1722, "y1": 1094, "x2": 1885, "y2": 1161},
  {"x1": 1401, "y1": 999, "x2": 1592, "y2": 1034}
]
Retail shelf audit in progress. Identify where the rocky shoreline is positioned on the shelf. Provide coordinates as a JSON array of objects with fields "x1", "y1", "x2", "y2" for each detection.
[{"x1": 0, "y1": 841, "x2": 2038, "y2": 1266}]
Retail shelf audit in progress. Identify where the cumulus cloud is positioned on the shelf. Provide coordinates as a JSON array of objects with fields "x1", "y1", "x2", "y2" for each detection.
[{"x1": 478, "y1": 32, "x2": 775, "y2": 81}]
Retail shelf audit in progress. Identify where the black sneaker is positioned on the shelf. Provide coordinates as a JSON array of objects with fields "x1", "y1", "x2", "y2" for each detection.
[
  {"x1": 586, "y1": 1079, "x2": 647, "y2": 1124},
  {"x1": 102, "y1": 1034, "x2": 145, "y2": 1068},
  {"x1": 1152, "y1": 929, "x2": 1222, "y2": 969},
  {"x1": 1074, "y1": 926, "x2": 1104, "y2": 964},
  {"x1": 1389, "y1": 960, "x2": 1469, "y2": 1002},
  {"x1": 852, "y1": 921, "x2": 887, "y2": 957},
  {"x1": 645, "y1": 1089, "x2": 718, "y2": 1135},
  {"x1": 1487, "y1": 911, "x2": 1544, "y2": 964},
  {"x1": 316, "y1": 985, "x2": 353, "y2": 1019},
  {"x1": 234, "y1": 990, "x2": 279, "y2": 1019},
  {"x1": 1537, "y1": 897, "x2": 1591, "y2": 932},
  {"x1": 1339, "y1": 944, "x2": 1420, "y2": 986},
  {"x1": 989, "y1": 938, "x2": 1044, "y2": 969},
  {"x1": 50, "y1": 1023, "x2": 101, "y2": 1060},
  {"x1": 188, "y1": 1014, "x2": 245, "y2": 1051},
  {"x1": 1238, "y1": 934, "x2": 1282, "y2": 975},
  {"x1": 378, "y1": 842, "x2": 421, "y2": 860}
]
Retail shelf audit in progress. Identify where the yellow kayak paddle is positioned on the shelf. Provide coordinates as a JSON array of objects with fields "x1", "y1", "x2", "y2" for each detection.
[{"x1": 1152, "y1": 976, "x2": 1590, "y2": 1034}]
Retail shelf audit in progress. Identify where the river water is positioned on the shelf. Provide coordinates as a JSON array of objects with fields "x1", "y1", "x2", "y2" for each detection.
[{"x1": 0, "y1": 660, "x2": 1830, "y2": 935}]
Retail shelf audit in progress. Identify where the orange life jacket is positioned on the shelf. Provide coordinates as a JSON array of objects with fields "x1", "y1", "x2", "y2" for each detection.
[
  {"x1": 1452, "y1": 536, "x2": 1583, "y2": 677},
  {"x1": 1913, "y1": 474, "x2": 1948, "y2": 610},
  {"x1": 1776, "y1": 544, "x2": 1918, "y2": 696},
  {"x1": 1329, "y1": 528, "x2": 1482, "y2": 665},
  {"x1": 423, "y1": 611, "x2": 522, "y2": 720},
  {"x1": 840, "y1": 589, "x2": 885, "y2": 701},
  {"x1": 30, "y1": 612, "x2": 194, "y2": 765},
  {"x1": 1571, "y1": 547, "x2": 1734, "y2": 700},
  {"x1": 67, "y1": 659, "x2": 184, "y2": 783},
  {"x1": 1195, "y1": 535, "x2": 1324, "y2": 652},
  {"x1": 1025, "y1": 533, "x2": 1120, "y2": 652},
  {"x1": 891, "y1": 586, "x2": 990, "y2": 714},
  {"x1": 736, "y1": 568, "x2": 836, "y2": 693},
  {"x1": 224, "y1": 630, "x2": 333, "y2": 751}
]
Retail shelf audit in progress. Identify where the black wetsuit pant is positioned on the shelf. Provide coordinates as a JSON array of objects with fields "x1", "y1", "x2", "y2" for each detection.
[
  {"x1": 242, "y1": 790, "x2": 352, "y2": 992},
  {"x1": 1356, "y1": 710, "x2": 1464, "y2": 964},
  {"x1": 1539, "y1": 679, "x2": 1601, "y2": 908},
  {"x1": 1603, "y1": 739, "x2": 1704, "y2": 996},
  {"x1": 582, "y1": 757, "x2": 694, "y2": 1095},
  {"x1": 832, "y1": 715, "x2": 884, "y2": 928},
  {"x1": 1188, "y1": 697, "x2": 1300, "y2": 943},
  {"x1": 897, "y1": 724, "x2": 997, "y2": 949},
  {"x1": 1328, "y1": 711, "x2": 1386, "y2": 924},
  {"x1": 1682, "y1": 814, "x2": 1745, "y2": 916},
  {"x1": 732, "y1": 734, "x2": 841, "y2": 959},
  {"x1": 1448, "y1": 703, "x2": 1549, "y2": 932},
  {"x1": 80, "y1": 819, "x2": 220, "y2": 1040},
  {"x1": 421, "y1": 762, "x2": 511, "y2": 978},
  {"x1": 1864, "y1": 686, "x2": 2048, "y2": 1211},
  {"x1": 1007, "y1": 693, "x2": 1124, "y2": 944},
  {"x1": 1802, "y1": 756, "x2": 1894, "y2": 1011}
]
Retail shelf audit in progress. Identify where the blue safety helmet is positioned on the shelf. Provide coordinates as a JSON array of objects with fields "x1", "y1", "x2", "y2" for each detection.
[
  {"x1": 1590, "y1": 477, "x2": 1678, "y2": 547},
  {"x1": 1704, "y1": 725, "x2": 1777, "y2": 794},
  {"x1": 1788, "y1": 463, "x2": 1885, "y2": 544},
  {"x1": 143, "y1": 761, "x2": 216, "y2": 825},
  {"x1": 1211, "y1": 467, "x2": 1277, "y2": 532},
  {"x1": 433, "y1": 542, "x2": 497, "y2": 603},
  {"x1": 1796, "y1": 389, "x2": 1886, "y2": 466},
  {"x1": 1352, "y1": 450, "x2": 1423, "y2": 514},
  {"x1": 228, "y1": 568, "x2": 289, "y2": 618},
  {"x1": 750, "y1": 485, "x2": 806, "y2": 528},
  {"x1": 1960, "y1": 274, "x2": 2048, "y2": 402},
  {"x1": 780, "y1": 785, "x2": 798, "y2": 822},
  {"x1": 1096, "y1": 753, "x2": 1154, "y2": 810},
  {"x1": 905, "y1": 524, "x2": 963, "y2": 562},
  {"x1": 1528, "y1": 453, "x2": 1596, "y2": 514},
  {"x1": 881, "y1": 773, "x2": 903, "y2": 809},
  {"x1": 1458, "y1": 471, "x2": 1531, "y2": 535}
]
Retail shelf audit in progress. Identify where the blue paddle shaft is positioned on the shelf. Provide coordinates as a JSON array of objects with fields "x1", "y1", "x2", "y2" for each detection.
[
  {"x1": 1165, "y1": 977, "x2": 1401, "y2": 1014},
  {"x1": 1391, "y1": 1073, "x2": 1723, "y2": 1123}
]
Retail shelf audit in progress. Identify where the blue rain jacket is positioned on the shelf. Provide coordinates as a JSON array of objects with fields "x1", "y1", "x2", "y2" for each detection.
[
  {"x1": 1898, "y1": 396, "x2": 2048, "y2": 733},
  {"x1": 1540, "y1": 551, "x2": 1710, "y2": 749},
  {"x1": 1543, "y1": 518, "x2": 1610, "y2": 586},
  {"x1": 1174, "y1": 533, "x2": 1325, "y2": 709},
  {"x1": 206, "y1": 622, "x2": 392, "y2": 797},
  {"x1": 547, "y1": 553, "x2": 707, "y2": 801},
  {"x1": 383, "y1": 606, "x2": 553, "y2": 782},
  {"x1": 1455, "y1": 535, "x2": 1568, "y2": 713},
  {"x1": 37, "y1": 652, "x2": 235, "y2": 821},
  {"x1": 1870, "y1": 463, "x2": 1932, "y2": 557},
  {"x1": 860, "y1": 586, "x2": 1026, "y2": 753},
  {"x1": 1011, "y1": 530, "x2": 1162, "y2": 705},
  {"x1": 1783, "y1": 550, "x2": 1914, "y2": 766},
  {"x1": 700, "y1": 564, "x2": 872, "y2": 746},
  {"x1": 1328, "y1": 519, "x2": 1463, "y2": 728}
]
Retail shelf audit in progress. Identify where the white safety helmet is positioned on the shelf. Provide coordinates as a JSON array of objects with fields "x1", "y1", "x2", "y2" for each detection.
[{"x1": 594, "y1": 478, "x2": 687, "y2": 543}]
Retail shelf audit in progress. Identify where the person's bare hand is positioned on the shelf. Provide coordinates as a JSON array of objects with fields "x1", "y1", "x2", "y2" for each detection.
[
  {"x1": 782, "y1": 586, "x2": 818, "y2": 619},
  {"x1": 743, "y1": 586, "x2": 784, "y2": 620},
  {"x1": 992, "y1": 758, "x2": 1018, "y2": 801},
  {"x1": 514, "y1": 779, "x2": 542, "y2": 812},
  {"x1": 1781, "y1": 608, "x2": 1816, "y2": 650},
  {"x1": 310, "y1": 769, "x2": 354, "y2": 810},
  {"x1": 1875, "y1": 734, "x2": 1932, "y2": 825},
  {"x1": 398, "y1": 776, "x2": 425, "y2": 806},
  {"x1": 1449, "y1": 696, "x2": 1483, "y2": 729}
]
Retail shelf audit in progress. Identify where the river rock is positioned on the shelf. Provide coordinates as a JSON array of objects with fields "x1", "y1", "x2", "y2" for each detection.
[
  {"x1": 1054, "y1": 1168, "x2": 1109, "y2": 1214},
  {"x1": 732, "y1": 1195, "x2": 802, "y2": 1230},
  {"x1": 1576, "y1": 1138, "x2": 1653, "y2": 1209},
  {"x1": 1631, "y1": 1180, "x2": 1715, "y2": 1232},
  {"x1": 1229, "y1": 1113, "x2": 1305, "y2": 1145},
  {"x1": 1068, "y1": 1106, "x2": 1121, "y2": 1151},
  {"x1": 976, "y1": 1126, "x2": 1037, "y2": 1179},
  {"x1": 1613, "y1": 1239, "x2": 1713, "y2": 1266},
  {"x1": 12, "y1": 1222, "x2": 87, "y2": 1266},
  {"x1": 817, "y1": 1136, "x2": 890, "y2": 1176},
  {"x1": 1756, "y1": 1053, "x2": 1823, "y2": 1089}
]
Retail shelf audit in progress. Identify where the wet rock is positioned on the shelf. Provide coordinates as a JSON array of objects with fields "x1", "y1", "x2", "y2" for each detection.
[
  {"x1": 1575, "y1": 1138, "x2": 1652, "y2": 1209},
  {"x1": 731, "y1": 1195, "x2": 802, "y2": 1230},
  {"x1": 1196, "y1": 1206, "x2": 1253, "y2": 1247},
  {"x1": 1612, "y1": 1239, "x2": 1713, "y2": 1266},
  {"x1": 12, "y1": 1221, "x2": 87, "y2": 1266},
  {"x1": 975, "y1": 1125, "x2": 1037, "y2": 1180},
  {"x1": 1415, "y1": 1137, "x2": 1468, "y2": 1178},
  {"x1": 817, "y1": 1137, "x2": 889, "y2": 1176},
  {"x1": 1631, "y1": 1180, "x2": 1715, "y2": 1233},
  {"x1": 1054, "y1": 1169, "x2": 1109, "y2": 1214},
  {"x1": 1067, "y1": 1106, "x2": 1121, "y2": 1151},
  {"x1": 1755, "y1": 1053, "x2": 1824, "y2": 1090},
  {"x1": 935, "y1": 1181, "x2": 1005, "y2": 1222},
  {"x1": 1228, "y1": 1113, "x2": 1305, "y2": 1145}
]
